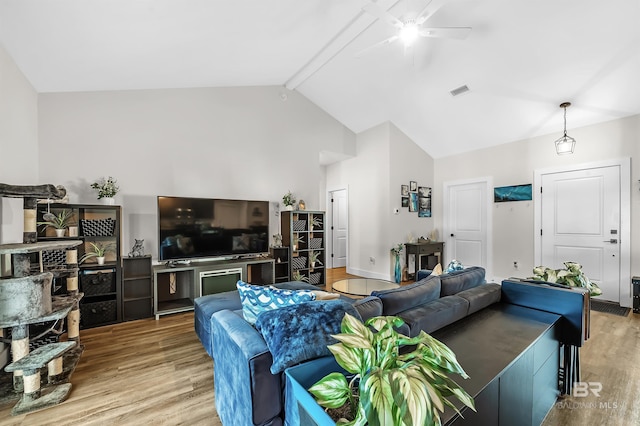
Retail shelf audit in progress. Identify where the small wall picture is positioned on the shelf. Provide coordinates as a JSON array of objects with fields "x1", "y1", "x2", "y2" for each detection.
[
  {"x1": 409, "y1": 193, "x2": 418, "y2": 212},
  {"x1": 401, "y1": 184, "x2": 409, "y2": 196},
  {"x1": 494, "y1": 184, "x2": 533, "y2": 202},
  {"x1": 418, "y1": 186, "x2": 431, "y2": 197},
  {"x1": 410, "y1": 181, "x2": 418, "y2": 192},
  {"x1": 401, "y1": 196, "x2": 409, "y2": 208},
  {"x1": 419, "y1": 197, "x2": 432, "y2": 217}
]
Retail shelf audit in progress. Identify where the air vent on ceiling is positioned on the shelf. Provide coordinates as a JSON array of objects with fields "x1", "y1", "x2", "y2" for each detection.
[{"x1": 450, "y1": 85, "x2": 470, "y2": 97}]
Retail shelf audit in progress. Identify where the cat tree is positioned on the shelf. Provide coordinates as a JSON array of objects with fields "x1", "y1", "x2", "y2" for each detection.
[{"x1": 0, "y1": 183, "x2": 84, "y2": 415}]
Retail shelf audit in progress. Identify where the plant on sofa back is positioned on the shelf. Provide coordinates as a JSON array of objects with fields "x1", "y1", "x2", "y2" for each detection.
[
  {"x1": 531, "y1": 261, "x2": 602, "y2": 296},
  {"x1": 309, "y1": 313, "x2": 475, "y2": 425}
]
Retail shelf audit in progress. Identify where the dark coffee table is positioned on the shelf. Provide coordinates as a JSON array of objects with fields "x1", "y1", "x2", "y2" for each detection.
[{"x1": 331, "y1": 278, "x2": 399, "y2": 297}]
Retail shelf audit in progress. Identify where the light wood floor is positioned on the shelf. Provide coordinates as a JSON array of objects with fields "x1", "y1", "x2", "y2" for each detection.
[{"x1": 1, "y1": 268, "x2": 638, "y2": 425}]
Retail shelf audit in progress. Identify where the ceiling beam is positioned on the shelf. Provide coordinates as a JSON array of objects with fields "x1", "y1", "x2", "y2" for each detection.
[{"x1": 284, "y1": 0, "x2": 401, "y2": 90}]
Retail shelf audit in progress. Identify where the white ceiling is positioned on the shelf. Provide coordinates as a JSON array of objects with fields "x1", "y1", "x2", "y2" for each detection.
[{"x1": 1, "y1": 0, "x2": 639, "y2": 158}]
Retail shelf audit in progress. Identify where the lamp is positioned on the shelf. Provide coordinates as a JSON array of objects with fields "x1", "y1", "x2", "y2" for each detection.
[{"x1": 555, "y1": 102, "x2": 576, "y2": 155}]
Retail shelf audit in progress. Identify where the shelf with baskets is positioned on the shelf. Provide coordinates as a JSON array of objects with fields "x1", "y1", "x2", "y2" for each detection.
[
  {"x1": 37, "y1": 203, "x2": 122, "y2": 328},
  {"x1": 280, "y1": 210, "x2": 325, "y2": 286}
]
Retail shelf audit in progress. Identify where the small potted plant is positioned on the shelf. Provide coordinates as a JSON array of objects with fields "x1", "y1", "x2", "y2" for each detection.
[
  {"x1": 310, "y1": 216, "x2": 323, "y2": 231},
  {"x1": 292, "y1": 270, "x2": 309, "y2": 282},
  {"x1": 90, "y1": 176, "x2": 119, "y2": 205},
  {"x1": 38, "y1": 209, "x2": 75, "y2": 237},
  {"x1": 530, "y1": 261, "x2": 602, "y2": 296},
  {"x1": 292, "y1": 235, "x2": 305, "y2": 252},
  {"x1": 309, "y1": 250, "x2": 323, "y2": 269},
  {"x1": 283, "y1": 191, "x2": 296, "y2": 211},
  {"x1": 300, "y1": 313, "x2": 475, "y2": 425},
  {"x1": 80, "y1": 242, "x2": 115, "y2": 265}
]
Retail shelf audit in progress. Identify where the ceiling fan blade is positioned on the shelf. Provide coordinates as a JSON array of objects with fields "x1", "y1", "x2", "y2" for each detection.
[
  {"x1": 415, "y1": 0, "x2": 448, "y2": 25},
  {"x1": 362, "y1": 2, "x2": 403, "y2": 28},
  {"x1": 355, "y1": 35, "x2": 400, "y2": 57},
  {"x1": 419, "y1": 27, "x2": 472, "y2": 39}
]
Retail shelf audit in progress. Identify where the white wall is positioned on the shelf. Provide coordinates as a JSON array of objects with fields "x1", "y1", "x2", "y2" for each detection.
[
  {"x1": 434, "y1": 114, "x2": 640, "y2": 282},
  {"x1": 0, "y1": 42, "x2": 38, "y2": 369},
  {"x1": 37, "y1": 86, "x2": 356, "y2": 259},
  {"x1": 0, "y1": 42, "x2": 39, "y2": 244},
  {"x1": 326, "y1": 122, "x2": 435, "y2": 279}
]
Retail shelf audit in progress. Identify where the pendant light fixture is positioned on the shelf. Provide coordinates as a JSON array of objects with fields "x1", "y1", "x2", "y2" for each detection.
[{"x1": 555, "y1": 102, "x2": 576, "y2": 155}]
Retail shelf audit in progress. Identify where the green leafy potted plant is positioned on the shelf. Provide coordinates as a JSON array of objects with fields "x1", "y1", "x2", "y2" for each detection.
[
  {"x1": 283, "y1": 191, "x2": 296, "y2": 211},
  {"x1": 309, "y1": 250, "x2": 323, "y2": 268},
  {"x1": 311, "y1": 216, "x2": 323, "y2": 231},
  {"x1": 293, "y1": 235, "x2": 305, "y2": 252},
  {"x1": 292, "y1": 270, "x2": 309, "y2": 282},
  {"x1": 80, "y1": 242, "x2": 115, "y2": 265},
  {"x1": 90, "y1": 176, "x2": 119, "y2": 205},
  {"x1": 303, "y1": 313, "x2": 475, "y2": 425},
  {"x1": 530, "y1": 261, "x2": 602, "y2": 296},
  {"x1": 38, "y1": 209, "x2": 75, "y2": 237}
]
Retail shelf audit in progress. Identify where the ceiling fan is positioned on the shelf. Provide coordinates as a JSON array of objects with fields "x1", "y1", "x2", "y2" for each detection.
[{"x1": 358, "y1": 0, "x2": 471, "y2": 56}]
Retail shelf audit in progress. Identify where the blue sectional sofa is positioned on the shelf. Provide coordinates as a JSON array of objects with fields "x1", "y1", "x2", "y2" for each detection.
[{"x1": 194, "y1": 266, "x2": 504, "y2": 426}]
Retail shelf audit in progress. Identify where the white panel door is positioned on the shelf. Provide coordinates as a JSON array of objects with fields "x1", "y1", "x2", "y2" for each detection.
[
  {"x1": 445, "y1": 181, "x2": 488, "y2": 268},
  {"x1": 331, "y1": 189, "x2": 348, "y2": 268},
  {"x1": 541, "y1": 166, "x2": 620, "y2": 302}
]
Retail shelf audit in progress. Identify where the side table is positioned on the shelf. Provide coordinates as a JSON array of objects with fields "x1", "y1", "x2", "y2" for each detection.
[{"x1": 404, "y1": 241, "x2": 444, "y2": 280}]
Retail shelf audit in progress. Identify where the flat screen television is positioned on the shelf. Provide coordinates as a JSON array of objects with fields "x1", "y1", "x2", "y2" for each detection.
[{"x1": 157, "y1": 196, "x2": 270, "y2": 261}]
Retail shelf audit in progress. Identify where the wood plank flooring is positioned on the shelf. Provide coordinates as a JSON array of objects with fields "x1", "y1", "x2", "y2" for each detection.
[{"x1": 1, "y1": 268, "x2": 638, "y2": 425}]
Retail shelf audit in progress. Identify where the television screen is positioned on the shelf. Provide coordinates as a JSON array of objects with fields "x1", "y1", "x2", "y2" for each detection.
[{"x1": 158, "y1": 196, "x2": 269, "y2": 261}]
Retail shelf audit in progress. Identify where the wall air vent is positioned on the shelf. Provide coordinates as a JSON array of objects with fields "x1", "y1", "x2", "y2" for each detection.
[{"x1": 450, "y1": 85, "x2": 470, "y2": 97}]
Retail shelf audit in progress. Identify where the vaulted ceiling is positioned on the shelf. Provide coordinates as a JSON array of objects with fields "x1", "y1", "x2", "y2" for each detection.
[{"x1": 1, "y1": 0, "x2": 639, "y2": 158}]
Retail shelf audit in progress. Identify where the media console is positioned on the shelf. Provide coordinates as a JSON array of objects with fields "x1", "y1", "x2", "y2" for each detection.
[{"x1": 153, "y1": 257, "x2": 275, "y2": 319}]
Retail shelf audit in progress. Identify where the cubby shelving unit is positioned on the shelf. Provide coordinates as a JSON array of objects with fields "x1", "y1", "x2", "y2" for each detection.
[{"x1": 280, "y1": 210, "x2": 325, "y2": 286}]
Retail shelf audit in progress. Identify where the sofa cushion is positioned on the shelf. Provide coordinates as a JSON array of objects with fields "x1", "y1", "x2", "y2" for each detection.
[
  {"x1": 440, "y1": 266, "x2": 486, "y2": 296},
  {"x1": 372, "y1": 275, "x2": 441, "y2": 316},
  {"x1": 193, "y1": 290, "x2": 242, "y2": 357},
  {"x1": 255, "y1": 299, "x2": 361, "y2": 374},
  {"x1": 397, "y1": 295, "x2": 470, "y2": 336},
  {"x1": 351, "y1": 295, "x2": 383, "y2": 321},
  {"x1": 237, "y1": 280, "x2": 316, "y2": 324},
  {"x1": 456, "y1": 283, "x2": 502, "y2": 315}
]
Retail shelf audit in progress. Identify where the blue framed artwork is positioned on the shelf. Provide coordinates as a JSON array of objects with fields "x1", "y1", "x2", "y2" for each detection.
[
  {"x1": 409, "y1": 193, "x2": 418, "y2": 212},
  {"x1": 494, "y1": 184, "x2": 532, "y2": 202}
]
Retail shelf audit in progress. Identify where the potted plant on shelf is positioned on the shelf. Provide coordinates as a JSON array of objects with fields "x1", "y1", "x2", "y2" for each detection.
[
  {"x1": 90, "y1": 176, "x2": 119, "y2": 205},
  {"x1": 292, "y1": 270, "x2": 309, "y2": 282},
  {"x1": 283, "y1": 191, "x2": 296, "y2": 211},
  {"x1": 530, "y1": 261, "x2": 602, "y2": 296},
  {"x1": 293, "y1": 235, "x2": 305, "y2": 252},
  {"x1": 300, "y1": 313, "x2": 475, "y2": 425},
  {"x1": 80, "y1": 242, "x2": 115, "y2": 265},
  {"x1": 38, "y1": 209, "x2": 75, "y2": 237},
  {"x1": 309, "y1": 250, "x2": 323, "y2": 269},
  {"x1": 311, "y1": 216, "x2": 323, "y2": 231}
]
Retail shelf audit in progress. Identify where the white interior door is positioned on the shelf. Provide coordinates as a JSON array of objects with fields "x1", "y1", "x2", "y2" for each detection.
[
  {"x1": 330, "y1": 189, "x2": 347, "y2": 268},
  {"x1": 444, "y1": 179, "x2": 491, "y2": 271},
  {"x1": 540, "y1": 166, "x2": 621, "y2": 303}
]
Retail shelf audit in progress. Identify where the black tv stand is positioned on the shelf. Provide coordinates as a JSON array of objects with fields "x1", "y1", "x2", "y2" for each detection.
[{"x1": 153, "y1": 257, "x2": 275, "y2": 319}]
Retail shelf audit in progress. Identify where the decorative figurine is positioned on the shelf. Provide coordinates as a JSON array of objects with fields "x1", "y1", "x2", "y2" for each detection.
[{"x1": 128, "y1": 239, "x2": 144, "y2": 257}]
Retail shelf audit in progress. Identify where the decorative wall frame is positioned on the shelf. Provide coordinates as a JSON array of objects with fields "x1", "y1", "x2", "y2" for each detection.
[
  {"x1": 410, "y1": 181, "x2": 418, "y2": 192},
  {"x1": 401, "y1": 184, "x2": 409, "y2": 196},
  {"x1": 494, "y1": 184, "x2": 532, "y2": 202}
]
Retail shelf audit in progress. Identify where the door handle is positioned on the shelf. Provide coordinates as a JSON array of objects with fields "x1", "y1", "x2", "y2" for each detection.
[{"x1": 603, "y1": 239, "x2": 618, "y2": 244}]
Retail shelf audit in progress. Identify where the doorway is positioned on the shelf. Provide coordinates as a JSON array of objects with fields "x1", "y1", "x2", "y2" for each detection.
[
  {"x1": 328, "y1": 189, "x2": 348, "y2": 269},
  {"x1": 443, "y1": 178, "x2": 492, "y2": 275},
  {"x1": 534, "y1": 159, "x2": 631, "y2": 306}
]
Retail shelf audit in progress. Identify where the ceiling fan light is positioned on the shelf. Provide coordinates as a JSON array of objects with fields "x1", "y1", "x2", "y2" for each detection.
[{"x1": 399, "y1": 22, "x2": 419, "y2": 46}]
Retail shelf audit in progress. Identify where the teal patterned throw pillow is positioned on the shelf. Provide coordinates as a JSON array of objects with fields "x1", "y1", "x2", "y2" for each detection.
[{"x1": 236, "y1": 280, "x2": 316, "y2": 324}]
